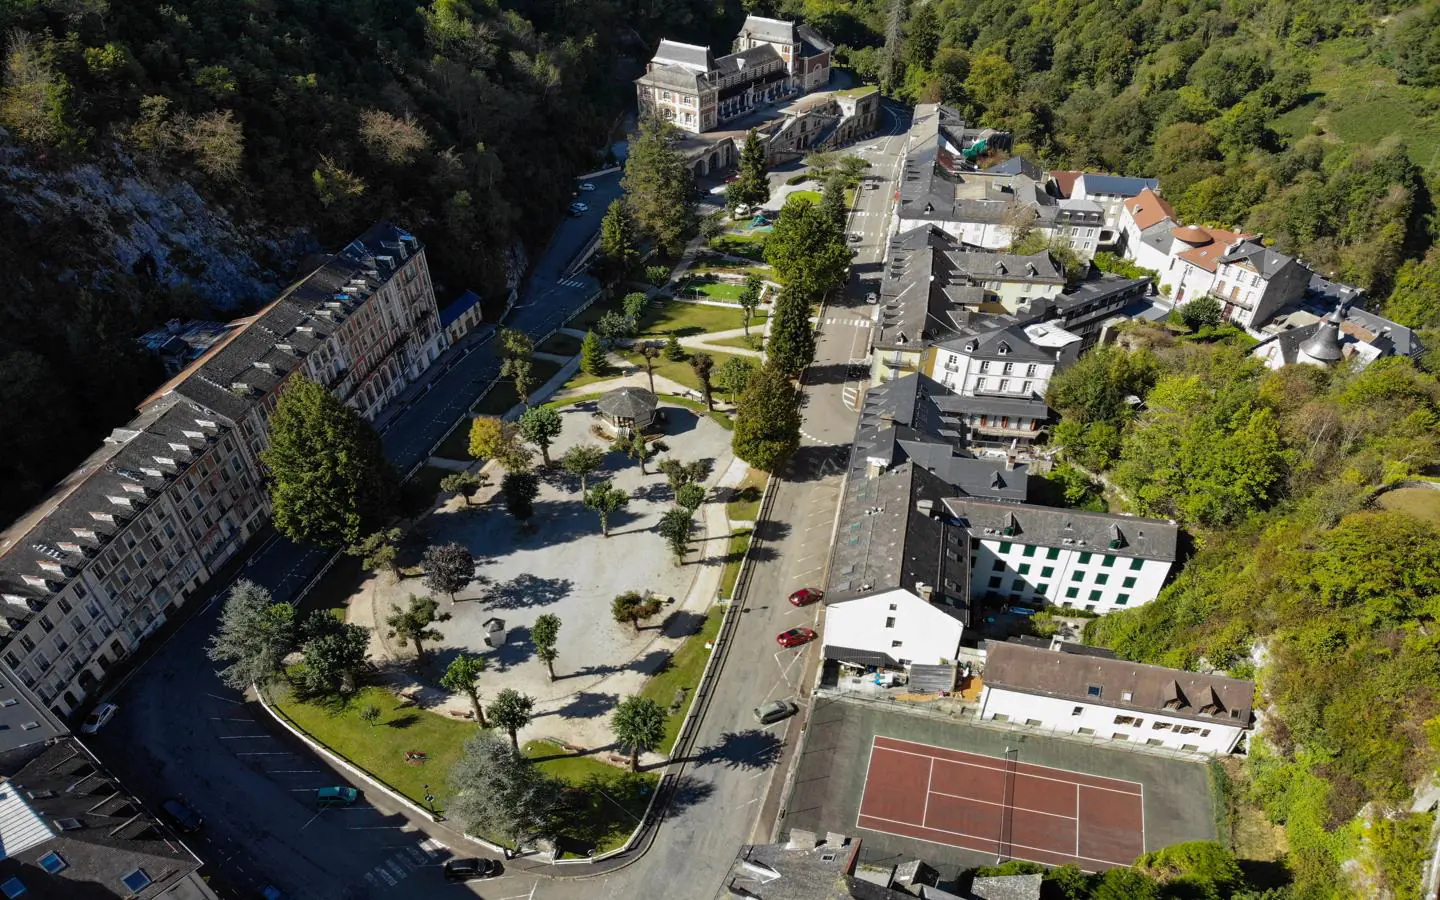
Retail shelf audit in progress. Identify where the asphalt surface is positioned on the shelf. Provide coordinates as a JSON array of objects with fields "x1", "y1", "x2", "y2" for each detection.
[{"x1": 85, "y1": 101, "x2": 914, "y2": 900}]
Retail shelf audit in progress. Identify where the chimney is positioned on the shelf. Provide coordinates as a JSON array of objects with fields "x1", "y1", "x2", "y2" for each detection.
[{"x1": 1004, "y1": 453, "x2": 1016, "y2": 471}]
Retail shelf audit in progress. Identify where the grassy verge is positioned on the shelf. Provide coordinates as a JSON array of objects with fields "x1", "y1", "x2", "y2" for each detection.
[
  {"x1": 541, "y1": 391, "x2": 608, "y2": 412},
  {"x1": 677, "y1": 279, "x2": 746, "y2": 302},
  {"x1": 472, "y1": 359, "x2": 564, "y2": 415},
  {"x1": 709, "y1": 234, "x2": 767, "y2": 261},
  {"x1": 401, "y1": 465, "x2": 453, "y2": 516},
  {"x1": 523, "y1": 740, "x2": 658, "y2": 857},
  {"x1": 726, "y1": 467, "x2": 767, "y2": 521},
  {"x1": 636, "y1": 604, "x2": 725, "y2": 753},
  {"x1": 787, "y1": 189, "x2": 822, "y2": 206},
  {"x1": 638, "y1": 298, "x2": 753, "y2": 337},
  {"x1": 270, "y1": 683, "x2": 473, "y2": 811},
  {"x1": 538, "y1": 332, "x2": 583, "y2": 357},
  {"x1": 710, "y1": 333, "x2": 762, "y2": 352},
  {"x1": 717, "y1": 529, "x2": 752, "y2": 600},
  {"x1": 657, "y1": 393, "x2": 733, "y2": 430},
  {"x1": 622, "y1": 349, "x2": 746, "y2": 394}
]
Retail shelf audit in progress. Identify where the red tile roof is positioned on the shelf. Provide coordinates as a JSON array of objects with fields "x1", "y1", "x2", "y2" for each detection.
[
  {"x1": 1123, "y1": 188, "x2": 1175, "y2": 231},
  {"x1": 1048, "y1": 170, "x2": 1082, "y2": 198}
]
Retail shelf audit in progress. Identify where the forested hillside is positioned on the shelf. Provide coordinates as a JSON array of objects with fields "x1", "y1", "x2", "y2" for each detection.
[{"x1": 0, "y1": 0, "x2": 739, "y2": 524}]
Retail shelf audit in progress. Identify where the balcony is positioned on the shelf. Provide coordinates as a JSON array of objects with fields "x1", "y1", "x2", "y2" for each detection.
[{"x1": 970, "y1": 421, "x2": 1041, "y2": 438}]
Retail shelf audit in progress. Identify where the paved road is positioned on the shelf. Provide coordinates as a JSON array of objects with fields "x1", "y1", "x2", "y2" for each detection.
[
  {"x1": 539, "y1": 100, "x2": 914, "y2": 900},
  {"x1": 90, "y1": 172, "x2": 623, "y2": 900}
]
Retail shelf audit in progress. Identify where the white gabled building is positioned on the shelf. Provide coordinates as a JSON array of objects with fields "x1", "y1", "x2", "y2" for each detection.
[
  {"x1": 979, "y1": 640, "x2": 1255, "y2": 755},
  {"x1": 945, "y1": 498, "x2": 1178, "y2": 613}
]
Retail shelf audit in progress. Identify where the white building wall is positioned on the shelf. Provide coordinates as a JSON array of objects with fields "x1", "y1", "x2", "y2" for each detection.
[
  {"x1": 970, "y1": 539, "x2": 1172, "y2": 613},
  {"x1": 822, "y1": 588, "x2": 965, "y2": 666},
  {"x1": 1161, "y1": 258, "x2": 1216, "y2": 302},
  {"x1": 1126, "y1": 229, "x2": 1173, "y2": 274},
  {"x1": 930, "y1": 349, "x2": 1054, "y2": 400},
  {"x1": 978, "y1": 686, "x2": 1247, "y2": 754}
]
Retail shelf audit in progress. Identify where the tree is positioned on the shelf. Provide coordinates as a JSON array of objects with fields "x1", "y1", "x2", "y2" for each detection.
[
  {"x1": 645, "y1": 264, "x2": 670, "y2": 287},
  {"x1": 733, "y1": 365, "x2": 801, "y2": 471},
  {"x1": 440, "y1": 471, "x2": 489, "y2": 506},
  {"x1": 262, "y1": 376, "x2": 397, "y2": 548},
  {"x1": 764, "y1": 199, "x2": 851, "y2": 301},
  {"x1": 385, "y1": 595, "x2": 452, "y2": 667},
  {"x1": 496, "y1": 327, "x2": 535, "y2": 406},
  {"x1": 501, "y1": 470, "x2": 541, "y2": 524},
  {"x1": 207, "y1": 580, "x2": 295, "y2": 691},
  {"x1": 531, "y1": 614, "x2": 561, "y2": 681},
  {"x1": 880, "y1": 0, "x2": 907, "y2": 93},
  {"x1": 627, "y1": 432, "x2": 654, "y2": 474},
  {"x1": 622, "y1": 115, "x2": 694, "y2": 256},
  {"x1": 358, "y1": 109, "x2": 430, "y2": 165},
  {"x1": 622, "y1": 292, "x2": 649, "y2": 323},
  {"x1": 802, "y1": 150, "x2": 839, "y2": 178},
  {"x1": 598, "y1": 199, "x2": 640, "y2": 284},
  {"x1": 612, "y1": 591, "x2": 663, "y2": 633},
  {"x1": 518, "y1": 406, "x2": 563, "y2": 466},
  {"x1": 1383, "y1": 248, "x2": 1440, "y2": 328},
  {"x1": 766, "y1": 287, "x2": 817, "y2": 377},
  {"x1": 561, "y1": 443, "x2": 606, "y2": 492},
  {"x1": 595, "y1": 310, "x2": 635, "y2": 346},
  {"x1": 348, "y1": 528, "x2": 403, "y2": 579},
  {"x1": 658, "y1": 507, "x2": 694, "y2": 563},
  {"x1": 182, "y1": 110, "x2": 245, "y2": 180},
  {"x1": 488, "y1": 689, "x2": 535, "y2": 750},
  {"x1": 508, "y1": 356, "x2": 535, "y2": 407},
  {"x1": 637, "y1": 342, "x2": 662, "y2": 393},
  {"x1": 611, "y1": 696, "x2": 667, "y2": 771},
  {"x1": 820, "y1": 174, "x2": 847, "y2": 232},
  {"x1": 1179, "y1": 294, "x2": 1223, "y2": 330},
  {"x1": 423, "y1": 542, "x2": 475, "y2": 603},
  {"x1": 716, "y1": 357, "x2": 758, "y2": 400},
  {"x1": 441, "y1": 654, "x2": 490, "y2": 727},
  {"x1": 583, "y1": 481, "x2": 630, "y2": 536},
  {"x1": 360, "y1": 704, "x2": 381, "y2": 726},
  {"x1": 738, "y1": 274, "x2": 763, "y2": 337},
  {"x1": 297, "y1": 612, "x2": 369, "y2": 697},
  {"x1": 468, "y1": 417, "x2": 532, "y2": 471},
  {"x1": 657, "y1": 457, "x2": 711, "y2": 494},
  {"x1": 690, "y1": 352, "x2": 715, "y2": 410},
  {"x1": 676, "y1": 482, "x2": 706, "y2": 513},
  {"x1": 580, "y1": 330, "x2": 607, "y2": 376},
  {"x1": 447, "y1": 732, "x2": 557, "y2": 848},
  {"x1": 727, "y1": 129, "x2": 770, "y2": 211},
  {"x1": 663, "y1": 333, "x2": 686, "y2": 361}
]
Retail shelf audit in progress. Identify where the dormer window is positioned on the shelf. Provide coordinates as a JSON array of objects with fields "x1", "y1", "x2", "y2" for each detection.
[
  {"x1": 996, "y1": 341, "x2": 1010, "y2": 355},
  {"x1": 121, "y1": 483, "x2": 146, "y2": 495},
  {"x1": 153, "y1": 456, "x2": 176, "y2": 467},
  {"x1": 71, "y1": 528, "x2": 97, "y2": 542},
  {"x1": 89, "y1": 512, "x2": 114, "y2": 524},
  {"x1": 107, "y1": 496, "x2": 133, "y2": 508}
]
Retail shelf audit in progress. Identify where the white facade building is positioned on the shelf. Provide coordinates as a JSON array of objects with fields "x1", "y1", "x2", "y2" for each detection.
[
  {"x1": 823, "y1": 587, "x2": 966, "y2": 667},
  {"x1": 1119, "y1": 188, "x2": 1176, "y2": 272},
  {"x1": 944, "y1": 498, "x2": 1178, "y2": 613},
  {"x1": 979, "y1": 641, "x2": 1255, "y2": 755},
  {"x1": 929, "y1": 322, "x2": 1080, "y2": 401}
]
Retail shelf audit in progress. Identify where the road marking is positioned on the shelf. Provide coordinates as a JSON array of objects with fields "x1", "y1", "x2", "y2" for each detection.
[
  {"x1": 300, "y1": 811, "x2": 325, "y2": 832},
  {"x1": 219, "y1": 735, "x2": 271, "y2": 740},
  {"x1": 235, "y1": 752, "x2": 291, "y2": 756},
  {"x1": 268, "y1": 770, "x2": 321, "y2": 774},
  {"x1": 207, "y1": 717, "x2": 253, "y2": 722},
  {"x1": 204, "y1": 693, "x2": 242, "y2": 705},
  {"x1": 373, "y1": 866, "x2": 397, "y2": 887},
  {"x1": 419, "y1": 837, "x2": 448, "y2": 857}
]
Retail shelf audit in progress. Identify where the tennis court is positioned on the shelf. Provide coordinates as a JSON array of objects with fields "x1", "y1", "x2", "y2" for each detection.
[{"x1": 856, "y1": 735, "x2": 1146, "y2": 870}]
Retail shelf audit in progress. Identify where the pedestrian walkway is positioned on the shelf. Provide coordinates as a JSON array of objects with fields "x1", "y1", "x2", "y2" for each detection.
[{"x1": 677, "y1": 325, "x2": 764, "y2": 359}]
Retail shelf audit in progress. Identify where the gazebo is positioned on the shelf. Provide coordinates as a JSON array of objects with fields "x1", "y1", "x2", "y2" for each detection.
[{"x1": 597, "y1": 386, "x2": 658, "y2": 436}]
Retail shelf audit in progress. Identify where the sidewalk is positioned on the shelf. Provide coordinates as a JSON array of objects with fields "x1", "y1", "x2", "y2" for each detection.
[{"x1": 373, "y1": 325, "x2": 497, "y2": 437}]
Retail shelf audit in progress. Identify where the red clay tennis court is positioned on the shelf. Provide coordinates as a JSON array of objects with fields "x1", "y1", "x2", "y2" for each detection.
[{"x1": 856, "y1": 735, "x2": 1145, "y2": 870}]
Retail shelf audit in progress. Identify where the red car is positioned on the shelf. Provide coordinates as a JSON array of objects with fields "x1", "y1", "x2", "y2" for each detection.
[
  {"x1": 776, "y1": 627, "x2": 817, "y2": 649},
  {"x1": 788, "y1": 588, "x2": 824, "y2": 607}
]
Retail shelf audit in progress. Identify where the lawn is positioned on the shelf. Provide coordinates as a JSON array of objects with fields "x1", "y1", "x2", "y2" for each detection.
[
  {"x1": 710, "y1": 333, "x2": 763, "y2": 352},
  {"x1": 717, "y1": 529, "x2": 752, "y2": 601},
  {"x1": 677, "y1": 278, "x2": 746, "y2": 302},
  {"x1": 636, "y1": 604, "x2": 725, "y2": 753},
  {"x1": 622, "y1": 349, "x2": 747, "y2": 394},
  {"x1": 556, "y1": 363, "x2": 627, "y2": 393},
  {"x1": 471, "y1": 359, "x2": 564, "y2": 415},
  {"x1": 787, "y1": 189, "x2": 822, "y2": 206},
  {"x1": 726, "y1": 467, "x2": 768, "y2": 522},
  {"x1": 523, "y1": 740, "x2": 658, "y2": 857},
  {"x1": 568, "y1": 296, "x2": 622, "y2": 331},
  {"x1": 433, "y1": 416, "x2": 475, "y2": 461},
  {"x1": 1377, "y1": 487, "x2": 1440, "y2": 524},
  {"x1": 270, "y1": 683, "x2": 474, "y2": 811},
  {"x1": 538, "y1": 332, "x2": 583, "y2": 357},
  {"x1": 709, "y1": 233, "x2": 767, "y2": 261},
  {"x1": 659, "y1": 393, "x2": 733, "y2": 430},
  {"x1": 637, "y1": 299, "x2": 753, "y2": 337}
]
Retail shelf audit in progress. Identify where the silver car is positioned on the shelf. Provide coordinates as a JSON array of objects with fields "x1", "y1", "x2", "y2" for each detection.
[{"x1": 753, "y1": 700, "x2": 798, "y2": 725}]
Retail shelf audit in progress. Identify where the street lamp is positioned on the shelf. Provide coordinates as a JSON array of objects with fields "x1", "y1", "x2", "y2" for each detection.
[{"x1": 422, "y1": 783, "x2": 443, "y2": 823}]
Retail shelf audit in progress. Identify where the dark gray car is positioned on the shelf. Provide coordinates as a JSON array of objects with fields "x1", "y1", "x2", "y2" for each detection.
[{"x1": 753, "y1": 700, "x2": 798, "y2": 725}]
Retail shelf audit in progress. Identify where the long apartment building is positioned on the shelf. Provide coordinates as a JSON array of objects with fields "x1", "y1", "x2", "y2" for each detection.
[{"x1": 0, "y1": 223, "x2": 443, "y2": 718}]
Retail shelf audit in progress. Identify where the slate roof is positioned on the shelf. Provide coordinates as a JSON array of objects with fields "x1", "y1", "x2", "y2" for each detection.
[
  {"x1": 0, "y1": 664, "x2": 65, "y2": 768},
  {"x1": 984, "y1": 641, "x2": 1255, "y2": 727},
  {"x1": 651, "y1": 39, "x2": 716, "y2": 72},
  {"x1": 934, "y1": 323, "x2": 1065, "y2": 363},
  {"x1": 943, "y1": 497, "x2": 1179, "y2": 561},
  {"x1": 716, "y1": 43, "x2": 782, "y2": 73},
  {"x1": 739, "y1": 15, "x2": 797, "y2": 45},
  {"x1": 439, "y1": 290, "x2": 482, "y2": 328},
  {"x1": 825, "y1": 645, "x2": 897, "y2": 668},
  {"x1": 1218, "y1": 238, "x2": 1295, "y2": 279},
  {"x1": 640, "y1": 65, "x2": 708, "y2": 91},
  {"x1": 0, "y1": 738, "x2": 207, "y2": 899},
  {"x1": 797, "y1": 24, "x2": 835, "y2": 55},
  {"x1": 1075, "y1": 173, "x2": 1159, "y2": 198},
  {"x1": 1255, "y1": 302, "x2": 1421, "y2": 367},
  {"x1": 598, "y1": 386, "x2": 657, "y2": 420},
  {"x1": 983, "y1": 157, "x2": 1044, "y2": 180},
  {"x1": 1123, "y1": 188, "x2": 1175, "y2": 231}
]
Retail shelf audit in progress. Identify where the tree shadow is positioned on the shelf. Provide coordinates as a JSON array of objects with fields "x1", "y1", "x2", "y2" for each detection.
[
  {"x1": 629, "y1": 649, "x2": 673, "y2": 675},
  {"x1": 629, "y1": 481, "x2": 673, "y2": 504},
  {"x1": 542, "y1": 691, "x2": 619, "y2": 720},
  {"x1": 690, "y1": 728, "x2": 784, "y2": 771},
  {"x1": 385, "y1": 713, "x2": 420, "y2": 729},
  {"x1": 803, "y1": 362, "x2": 853, "y2": 386},
  {"x1": 489, "y1": 624, "x2": 534, "y2": 672},
  {"x1": 662, "y1": 773, "x2": 716, "y2": 815},
  {"x1": 484, "y1": 574, "x2": 575, "y2": 610},
  {"x1": 660, "y1": 609, "x2": 706, "y2": 638},
  {"x1": 783, "y1": 443, "x2": 851, "y2": 483}
]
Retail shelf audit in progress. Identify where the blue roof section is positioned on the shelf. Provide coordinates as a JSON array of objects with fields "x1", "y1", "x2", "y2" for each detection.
[
  {"x1": 439, "y1": 290, "x2": 482, "y2": 327},
  {"x1": 983, "y1": 156, "x2": 1043, "y2": 180},
  {"x1": 1079, "y1": 174, "x2": 1159, "y2": 197}
]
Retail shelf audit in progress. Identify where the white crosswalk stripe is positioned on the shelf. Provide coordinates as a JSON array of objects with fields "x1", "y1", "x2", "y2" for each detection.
[
  {"x1": 418, "y1": 837, "x2": 449, "y2": 857},
  {"x1": 557, "y1": 278, "x2": 587, "y2": 288}
]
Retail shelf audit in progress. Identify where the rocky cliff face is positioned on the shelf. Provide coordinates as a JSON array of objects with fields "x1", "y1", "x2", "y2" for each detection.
[{"x1": 0, "y1": 144, "x2": 311, "y2": 308}]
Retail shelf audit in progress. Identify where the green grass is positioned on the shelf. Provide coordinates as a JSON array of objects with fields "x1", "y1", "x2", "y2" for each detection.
[
  {"x1": 637, "y1": 299, "x2": 754, "y2": 338},
  {"x1": 623, "y1": 349, "x2": 746, "y2": 394},
  {"x1": 710, "y1": 333, "x2": 763, "y2": 352},
  {"x1": 270, "y1": 683, "x2": 473, "y2": 811},
  {"x1": 717, "y1": 530, "x2": 752, "y2": 601},
  {"x1": 726, "y1": 468, "x2": 768, "y2": 522},
  {"x1": 709, "y1": 234, "x2": 767, "y2": 261},
  {"x1": 787, "y1": 190, "x2": 822, "y2": 206},
  {"x1": 541, "y1": 391, "x2": 607, "y2": 412},
  {"x1": 401, "y1": 465, "x2": 452, "y2": 516},
  {"x1": 538, "y1": 332, "x2": 583, "y2": 357},
  {"x1": 678, "y1": 279, "x2": 746, "y2": 302},
  {"x1": 636, "y1": 605, "x2": 725, "y2": 753},
  {"x1": 1377, "y1": 487, "x2": 1440, "y2": 523},
  {"x1": 568, "y1": 296, "x2": 622, "y2": 331},
  {"x1": 471, "y1": 359, "x2": 564, "y2": 415},
  {"x1": 658, "y1": 394, "x2": 733, "y2": 430},
  {"x1": 522, "y1": 740, "x2": 658, "y2": 857},
  {"x1": 433, "y1": 417, "x2": 475, "y2": 461},
  {"x1": 557, "y1": 365, "x2": 623, "y2": 393}
]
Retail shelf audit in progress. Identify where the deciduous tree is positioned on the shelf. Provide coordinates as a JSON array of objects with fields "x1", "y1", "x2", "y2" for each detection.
[
  {"x1": 676, "y1": 482, "x2": 706, "y2": 513},
  {"x1": 348, "y1": 528, "x2": 404, "y2": 579},
  {"x1": 611, "y1": 591, "x2": 662, "y2": 633},
  {"x1": 297, "y1": 612, "x2": 369, "y2": 697},
  {"x1": 501, "y1": 470, "x2": 540, "y2": 524},
  {"x1": 627, "y1": 432, "x2": 654, "y2": 474},
  {"x1": 733, "y1": 365, "x2": 800, "y2": 471},
  {"x1": 207, "y1": 581, "x2": 295, "y2": 691},
  {"x1": 716, "y1": 357, "x2": 758, "y2": 400},
  {"x1": 487, "y1": 688, "x2": 535, "y2": 750},
  {"x1": 385, "y1": 595, "x2": 451, "y2": 667},
  {"x1": 690, "y1": 352, "x2": 715, "y2": 410},
  {"x1": 658, "y1": 507, "x2": 693, "y2": 563},
  {"x1": 468, "y1": 417, "x2": 532, "y2": 470},
  {"x1": 441, "y1": 654, "x2": 489, "y2": 727},
  {"x1": 518, "y1": 405, "x2": 563, "y2": 466},
  {"x1": 637, "y1": 342, "x2": 662, "y2": 393},
  {"x1": 440, "y1": 471, "x2": 489, "y2": 506},
  {"x1": 764, "y1": 200, "x2": 851, "y2": 301},
  {"x1": 423, "y1": 542, "x2": 475, "y2": 603},
  {"x1": 447, "y1": 732, "x2": 557, "y2": 848},
  {"x1": 531, "y1": 614, "x2": 561, "y2": 680},
  {"x1": 738, "y1": 274, "x2": 763, "y2": 336},
  {"x1": 583, "y1": 481, "x2": 630, "y2": 536},
  {"x1": 262, "y1": 376, "x2": 397, "y2": 548},
  {"x1": 561, "y1": 443, "x2": 606, "y2": 492},
  {"x1": 611, "y1": 696, "x2": 667, "y2": 771}
]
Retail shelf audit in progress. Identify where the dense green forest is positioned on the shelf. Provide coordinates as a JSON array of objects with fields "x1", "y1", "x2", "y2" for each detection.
[{"x1": 0, "y1": 0, "x2": 746, "y2": 523}]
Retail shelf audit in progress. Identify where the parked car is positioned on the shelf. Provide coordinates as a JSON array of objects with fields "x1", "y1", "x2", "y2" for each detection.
[
  {"x1": 578, "y1": 182, "x2": 596, "y2": 191},
  {"x1": 848, "y1": 232, "x2": 863, "y2": 243},
  {"x1": 864, "y1": 180, "x2": 880, "y2": 190},
  {"x1": 443, "y1": 858, "x2": 503, "y2": 882},
  {"x1": 776, "y1": 626, "x2": 817, "y2": 649},
  {"x1": 159, "y1": 798, "x2": 204, "y2": 833},
  {"x1": 569, "y1": 201, "x2": 589, "y2": 213},
  {"x1": 80, "y1": 702, "x2": 118, "y2": 734},
  {"x1": 865, "y1": 292, "x2": 879, "y2": 304},
  {"x1": 316, "y1": 786, "x2": 360, "y2": 808},
  {"x1": 753, "y1": 700, "x2": 798, "y2": 725},
  {"x1": 788, "y1": 587, "x2": 823, "y2": 607}
]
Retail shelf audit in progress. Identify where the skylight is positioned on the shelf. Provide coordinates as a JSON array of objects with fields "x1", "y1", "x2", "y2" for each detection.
[
  {"x1": 120, "y1": 869, "x2": 152, "y2": 893},
  {"x1": 0, "y1": 877, "x2": 25, "y2": 899},
  {"x1": 37, "y1": 852, "x2": 65, "y2": 875}
]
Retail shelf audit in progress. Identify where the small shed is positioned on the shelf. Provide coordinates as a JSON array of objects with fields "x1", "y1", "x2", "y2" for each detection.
[
  {"x1": 597, "y1": 386, "x2": 658, "y2": 436},
  {"x1": 481, "y1": 617, "x2": 507, "y2": 649}
]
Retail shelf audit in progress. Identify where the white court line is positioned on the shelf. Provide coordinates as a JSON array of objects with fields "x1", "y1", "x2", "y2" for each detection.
[
  {"x1": 1139, "y1": 782, "x2": 1147, "y2": 851},
  {"x1": 1075, "y1": 784, "x2": 1081, "y2": 856},
  {"x1": 925, "y1": 787, "x2": 1076, "y2": 822},
  {"x1": 856, "y1": 811, "x2": 1134, "y2": 870},
  {"x1": 922, "y1": 758, "x2": 934, "y2": 828},
  {"x1": 872, "y1": 736, "x2": 1142, "y2": 796}
]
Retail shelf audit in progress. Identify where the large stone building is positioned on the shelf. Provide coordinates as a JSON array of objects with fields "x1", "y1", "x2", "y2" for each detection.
[
  {"x1": 635, "y1": 15, "x2": 832, "y2": 135},
  {"x1": 0, "y1": 224, "x2": 443, "y2": 719}
]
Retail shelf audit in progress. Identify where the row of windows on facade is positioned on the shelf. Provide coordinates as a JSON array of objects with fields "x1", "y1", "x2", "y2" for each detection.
[
  {"x1": 985, "y1": 578, "x2": 1135, "y2": 608},
  {"x1": 990, "y1": 715, "x2": 1211, "y2": 749},
  {"x1": 988, "y1": 543, "x2": 1148, "y2": 568},
  {"x1": 992, "y1": 558, "x2": 1144, "y2": 586}
]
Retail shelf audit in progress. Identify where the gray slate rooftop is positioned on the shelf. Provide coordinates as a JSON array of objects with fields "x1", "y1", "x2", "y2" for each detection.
[
  {"x1": 943, "y1": 497, "x2": 1179, "y2": 561},
  {"x1": 1074, "y1": 174, "x2": 1159, "y2": 198},
  {"x1": 1217, "y1": 238, "x2": 1295, "y2": 279}
]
